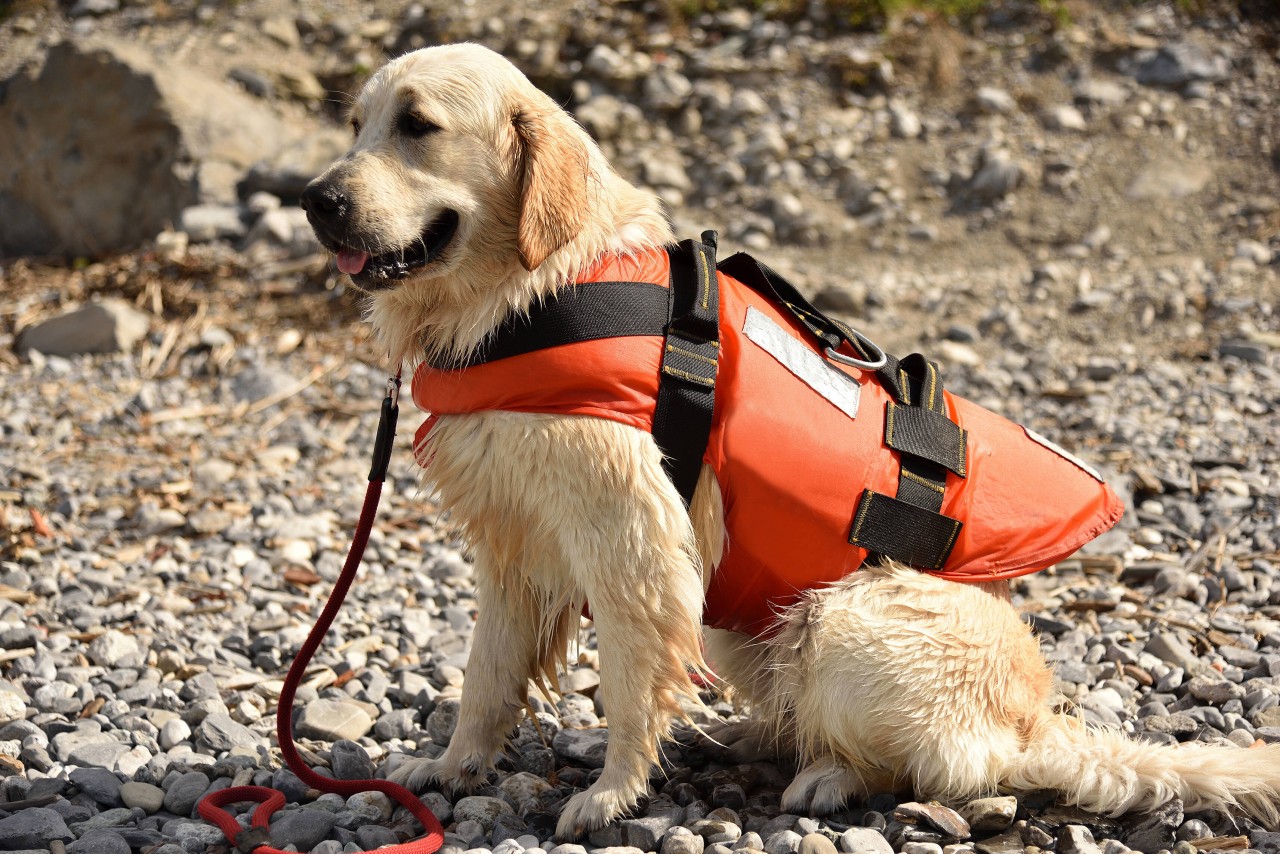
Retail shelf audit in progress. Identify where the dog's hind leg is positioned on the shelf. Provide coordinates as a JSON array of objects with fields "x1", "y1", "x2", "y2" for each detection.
[
  {"x1": 760, "y1": 563, "x2": 1051, "y2": 812},
  {"x1": 781, "y1": 758, "x2": 880, "y2": 813},
  {"x1": 701, "y1": 628, "x2": 795, "y2": 762}
]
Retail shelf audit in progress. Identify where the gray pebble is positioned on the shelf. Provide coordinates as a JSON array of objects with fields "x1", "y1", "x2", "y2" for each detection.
[
  {"x1": 268, "y1": 808, "x2": 338, "y2": 851},
  {"x1": 120, "y1": 781, "x2": 166, "y2": 814},
  {"x1": 162, "y1": 771, "x2": 211, "y2": 817},
  {"x1": 838, "y1": 828, "x2": 892, "y2": 854}
]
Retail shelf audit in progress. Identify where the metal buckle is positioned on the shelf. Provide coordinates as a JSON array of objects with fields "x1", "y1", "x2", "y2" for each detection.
[
  {"x1": 824, "y1": 328, "x2": 887, "y2": 371},
  {"x1": 386, "y1": 370, "x2": 402, "y2": 407}
]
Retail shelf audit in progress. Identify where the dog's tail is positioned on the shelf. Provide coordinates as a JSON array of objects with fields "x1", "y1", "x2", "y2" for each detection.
[{"x1": 1005, "y1": 713, "x2": 1280, "y2": 826}]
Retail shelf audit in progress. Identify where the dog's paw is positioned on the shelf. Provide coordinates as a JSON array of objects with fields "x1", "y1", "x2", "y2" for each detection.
[
  {"x1": 387, "y1": 754, "x2": 490, "y2": 794},
  {"x1": 780, "y1": 761, "x2": 868, "y2": 814},
  {"x1": 554, "y1": 780, "x2": 645, "y2": 841}
]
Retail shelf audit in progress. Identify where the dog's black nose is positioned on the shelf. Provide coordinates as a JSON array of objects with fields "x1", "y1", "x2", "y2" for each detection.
[{"x1": 300, "y1": 181, "x2": 348, "y2": 223}]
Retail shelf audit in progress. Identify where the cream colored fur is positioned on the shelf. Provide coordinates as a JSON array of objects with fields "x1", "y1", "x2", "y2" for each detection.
[{"x1": 310, "y1": 43, "x2": 1280, "y2": 838}]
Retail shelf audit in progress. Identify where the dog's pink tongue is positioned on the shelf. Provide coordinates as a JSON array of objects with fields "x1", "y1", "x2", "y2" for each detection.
[{"x1": 336, "y1": 248, "x2": 370, "y2": 275}]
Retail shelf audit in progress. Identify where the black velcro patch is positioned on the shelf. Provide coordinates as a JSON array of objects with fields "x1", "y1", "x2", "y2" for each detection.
[
  {"x1": 848, "y1": 490, "x2": 963, "y2": 571},
  {"x1": 884, "y1": 402, "x2": 968, "y2": 477}
]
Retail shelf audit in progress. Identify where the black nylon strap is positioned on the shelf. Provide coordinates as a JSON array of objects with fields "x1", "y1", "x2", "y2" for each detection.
[
  {"x1": 848, "y1": 490, "x2": 963, "y2": 571},
  {"x1": 716, "y1": 252, "x2": 876, "y2": 361},
  {"x1": 653, "y1": 232, "x2": 720, "y2": 506},
  {"x1": 885, "y1": 403, "x2": 968, "y2": 477},
  {"x1": 426, "y1": 281, "x2": 669, "y2": 369},
  {"x1": 855, "y1": 352, "x2": 966, "y2": 569},
  {"x1": 895, "y1": 457, "x2": 947, "y2": 511}
]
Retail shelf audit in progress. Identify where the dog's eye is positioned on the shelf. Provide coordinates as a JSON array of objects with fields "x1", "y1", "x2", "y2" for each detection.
[
  {"x1": 400, "y1": 113, "x2": 440, "y2": 138},
  {"x1": 350, "y1": 119, "x2": 361, "y2": 137}
]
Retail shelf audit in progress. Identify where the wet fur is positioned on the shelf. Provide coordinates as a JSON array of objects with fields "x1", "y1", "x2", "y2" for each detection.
[{"x1": 310, "y1": 43, "x2": 1280, "y2": 838}]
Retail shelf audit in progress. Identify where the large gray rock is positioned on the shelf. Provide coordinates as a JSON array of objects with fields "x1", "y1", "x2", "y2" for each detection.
[
  {"x1": 0, "y1": 38, "x2": 303, "y2": 257},
  {"x1": 552, "y1": 727, "x2": 609, "y2": 768},
  {"x1": 1125, "y1": 41, "x2": 1231, "y2": 89},
  {"x1": 16, "y1": 300, "x2": 150, "y2": 358},
  {"x1": 266, "y1": 808, "x2": 337, "y2": 851},
  {"x1": 453, "y1": 795, "x2": 514, "y2": 833},
  {"x1": 0, "y1": 808, "x2": 74, "y2": 849}
]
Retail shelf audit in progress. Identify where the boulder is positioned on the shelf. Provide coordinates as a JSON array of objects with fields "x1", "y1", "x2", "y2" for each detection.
[
  {"x1": 0, "y1": 38, "x2": 306, "y2": 257},
  {"x1": 16, "y1": 300, "x2": 150, "y2": 357}
]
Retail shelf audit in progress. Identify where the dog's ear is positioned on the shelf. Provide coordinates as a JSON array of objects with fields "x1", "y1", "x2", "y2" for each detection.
[{"x1": 512, "y1": 106, "x2": 589, "y2": 271}]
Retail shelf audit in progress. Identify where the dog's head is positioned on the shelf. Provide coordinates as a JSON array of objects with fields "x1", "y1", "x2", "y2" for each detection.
[{"x1": 301, "y1": 43, "x2": 593, "y2": 294}]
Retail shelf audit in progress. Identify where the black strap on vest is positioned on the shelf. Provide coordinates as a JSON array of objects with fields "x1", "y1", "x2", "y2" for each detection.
[
  {"x1": 846, "y1": 354, "x2": 968, "y2": 570},
  {"x1": 653, "y1": 232, "x2": 720, "y2": 506},
  {"x1": 423, "y1": 234, "x2": 973, "y2": 572},
  {"x1": 717, "y1": 253, "x2": 881, "y2": 364},
  {"x1": 718, "y1": 252, "x2": 967, "y2": 569},
  {"x1": 424, "y1": 281, "x2": 668, "y2": 370},
  {"x1": 422, "y1": 236, "x2": 720, "y2": 508}
]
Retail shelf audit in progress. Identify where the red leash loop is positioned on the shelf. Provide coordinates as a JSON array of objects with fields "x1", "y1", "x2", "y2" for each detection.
[{"x1": 198, "y1": 371, "x2": 444, "y2": 854}]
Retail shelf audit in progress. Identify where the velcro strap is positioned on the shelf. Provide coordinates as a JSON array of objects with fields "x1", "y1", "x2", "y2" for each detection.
[
  {"x1": 885, "y1": 402, "x2": 968, "y2": 477},
  {"x1": 653, "y1": 234, "x2": 720, "y2": 506},
  {"x1": 848, "y1": 490, "x2": 963, "y2": 570},
  {"x1": 661, "y1": 338, "x2": 718, "y2": 387},
  {"x1": 895, "y1": 458, "x2": 947, "y2": 510},
  {"x1": 427, "y1": 281, "x2": 669, "y2": 369},
  {"x1": 668, "y1": 239, "x2": 720, "y2": 342}
]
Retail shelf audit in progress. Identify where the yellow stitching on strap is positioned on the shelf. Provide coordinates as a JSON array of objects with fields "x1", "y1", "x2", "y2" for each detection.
[
  {"x1": 848, "y1": 490, "x2": 876, "y2": 544},
  {"x1": 899, "y1": 369, "x2": 911, "y2": 405},
  {"x1": 699, "y1": 248, "x2": 712, "y2": 311},
  {"x1": 957, "y1": 429, "x2": 968, "y2": 477},
  {"x1": 926, "y1": 362, "x2": 938, "y2": 411},
  {"x1": 786, "y1": 302, "x2": 824, "y2": 324},
  {"x1": 901, "y1": 469, "x2": 945, "y2": 494},
  {"x1": 932, "y1": 519, "x2": 962, "y2": 570},
  {"x1": 662, "y1": 365, "x2": 715, "y2": 386},
  {"x1": 667, "y1": 343, "x2": 718, "y2": 366},
  {"x1": 885, "y1": 401, "x2": 896, "y2": 445}
]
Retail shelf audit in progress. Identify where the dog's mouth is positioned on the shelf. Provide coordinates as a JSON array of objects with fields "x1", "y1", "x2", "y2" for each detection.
[{"x1": 326, "y1": 210, "x2": 460, "y2": 290}]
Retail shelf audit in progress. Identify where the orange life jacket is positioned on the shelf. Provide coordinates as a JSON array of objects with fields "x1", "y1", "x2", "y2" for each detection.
[{"x1": 411, "y1": 244, "x2": 1124, "y2": 637}]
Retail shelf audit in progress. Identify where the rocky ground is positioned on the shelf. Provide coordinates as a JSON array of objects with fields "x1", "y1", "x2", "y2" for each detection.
[{"x1": 1, "y1": 1, "x2": 1279, "y2": 853}]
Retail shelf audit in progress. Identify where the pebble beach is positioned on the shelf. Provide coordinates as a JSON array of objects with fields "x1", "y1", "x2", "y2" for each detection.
[{"x1": 2, "y1": 0, "x2": 1279, "y2": 852}]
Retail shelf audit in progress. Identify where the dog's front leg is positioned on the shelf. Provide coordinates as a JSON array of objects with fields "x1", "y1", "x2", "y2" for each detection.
[
  {"x1": 554, "y1": 485, "x2": 707, "y2": 836},
  {"x1": 554, "y1": 606, "x2": 663, "y2": 837},
  {"x1": 390, "y1": 552, "x2": 539, "y2": 793}
]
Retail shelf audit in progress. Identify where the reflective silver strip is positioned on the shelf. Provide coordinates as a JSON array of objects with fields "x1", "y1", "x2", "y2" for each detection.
[
  {"x1": 1024, "y1": 427, "x2": 1104, "y2": 482},
  {"x1": 743, "y1": 305, "x2": 860, "y2": 420}
]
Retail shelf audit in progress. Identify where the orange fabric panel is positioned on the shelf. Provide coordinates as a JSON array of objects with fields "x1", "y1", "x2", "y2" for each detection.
[{"x1": 410, "y1": 247, "x2": 1125, "y2": 637}]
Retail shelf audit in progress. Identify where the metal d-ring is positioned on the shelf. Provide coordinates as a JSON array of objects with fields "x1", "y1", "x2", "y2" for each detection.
[{"x1": 824, "y1": 329, "x2": 887, "y2": 371}]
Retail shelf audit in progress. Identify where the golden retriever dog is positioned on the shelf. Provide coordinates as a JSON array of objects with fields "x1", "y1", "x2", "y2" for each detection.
[{"x1": 302, "y1": 43, "x2": 1280, "y2": 839}]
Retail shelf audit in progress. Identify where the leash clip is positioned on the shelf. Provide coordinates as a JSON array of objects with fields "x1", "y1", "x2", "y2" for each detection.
[
  {"x1": 369, "y1": 371, "x2": 402, "y2": 483},
  {"x1": 386, "y1": 373, "x2": 402, "y2": 407}
]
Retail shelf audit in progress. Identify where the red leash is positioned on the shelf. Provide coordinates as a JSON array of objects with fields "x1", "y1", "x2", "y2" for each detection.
[{"x1": 198, "y1": 373, "x2": 445, "y2": 854}]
